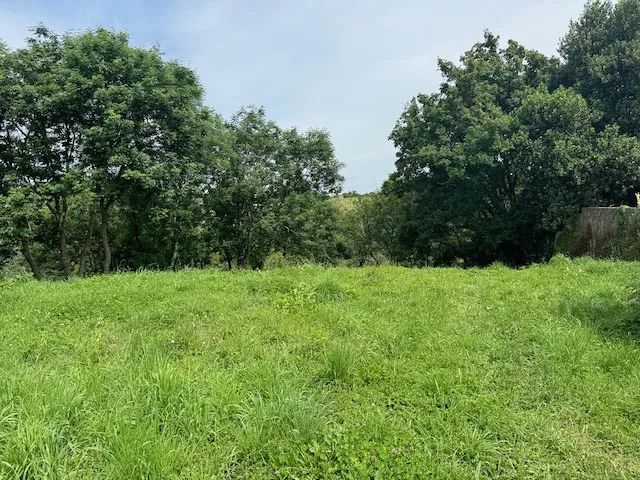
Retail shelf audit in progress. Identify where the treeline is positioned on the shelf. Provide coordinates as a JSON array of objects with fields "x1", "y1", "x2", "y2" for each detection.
[
  {"x1": 3, "y1": 0, "x2": 640, "y2": 278},
  {"x1": 0, "y1": 28, "x2": 346, "y2": 278}
]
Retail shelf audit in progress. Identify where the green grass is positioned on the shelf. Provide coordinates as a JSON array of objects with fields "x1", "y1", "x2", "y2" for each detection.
[{"x1": 1, "y1": 258, "x2": 639, "y2": 479}]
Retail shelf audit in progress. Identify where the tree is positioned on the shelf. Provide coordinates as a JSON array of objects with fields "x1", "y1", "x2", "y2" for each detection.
[
  {"x1": 0, "y1": 29, "x2": 70, "y2": 278},
  {"x1": 337, "y1": 193, "x2": 402, "y2": 266},
  {"x1": 273, "y1": 192, "x2": 343, "y2": 264},
  {"x1": 206, "y1": 107, "x2": 343, "y2": 269},
  {"x1": 205, "y1": 107, "x2": 281, "y2": 268},
  {"x1": 388, "y1": 32, "x2": 640, "y2": 266},
  {"x1": 61, "y1": 28, "x2": 206, "y2": 273},
  {"x1": 119, "y1": 108, "x2": 221, "y2": 271},
  {"x1": 560, "y1": 0, "x2": 640, "y2": 137},
  {"x1": 0, "y1": 41, "x2": 14, "y2": 269},
  {"x1": 0, "y1": 187, "x2": 46, "y2": 279},
  {"x1": 6, "y1": 27, "x2": 88, "y2": 278}
]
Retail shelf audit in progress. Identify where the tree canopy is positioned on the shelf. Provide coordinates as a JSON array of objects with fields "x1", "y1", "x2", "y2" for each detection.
[
  {"x1": 0, "y1": 27, "x2": 344, "y2": 278},
  {"x1": 3, "y1": 0, "x2": 640, "y2": 277},
  {"x1": 387, "y1": 0, "x2": 640, "y2": 266}
]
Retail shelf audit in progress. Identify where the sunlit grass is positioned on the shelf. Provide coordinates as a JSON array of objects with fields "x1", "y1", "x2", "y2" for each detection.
[{"x1": 0, "y1": 258, "x2": 639, "y2": 478}]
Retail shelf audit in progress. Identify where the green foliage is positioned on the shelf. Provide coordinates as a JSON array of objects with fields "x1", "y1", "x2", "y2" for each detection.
[
  {"x1": 262, "y1": 251, "x2": 290, "y2": 269},
  {"x1": 325, "y1": 343, "x2": 359, "y2": 383},
  {"x1": 4, "y1": 0, "x2": 640, "y2": 274},
  {"x1": 336, "y1": 192, "x2": 403, "y2": 266},
  {"x1": 556, "y1": 207, "x2": 640, "y2": 260},
  {"x1": 615, "y1": 208, "x2": 640, "y2": 259},
  {"x1": 273, "y1": 192, "x2": 344, "y2": 265},
  {"x1": 560, "y1": 0, "x2": 640, "y2": 140},
  {"x1": 0, "y1": 261, "x2": 639, "y2": 477},
  {"x1": 0, "y1": 29, "x2": 343, "y2": 279},
  {"x1": 388, "y1": 24, "x2": 640, "y2": 266},
  {"x1": 207, "y1": 107, "x2": 343, "y2": 269}
]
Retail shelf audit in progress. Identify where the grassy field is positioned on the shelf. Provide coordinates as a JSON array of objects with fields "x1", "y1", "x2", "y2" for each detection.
[{"x1": 1, "y1": 259, "x2": 639, "y2": 479}]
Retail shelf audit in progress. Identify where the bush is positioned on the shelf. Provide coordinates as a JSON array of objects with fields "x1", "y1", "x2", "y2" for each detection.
[
  {"x1": 263, "y1": 251, "x2": 288, "y2": 270},
  {"x1": 0, "y1": 255, "x2": 33, "y2": 282},
  {"x1": 263, "y1": 251, "x2": 309, "y2": 270}
]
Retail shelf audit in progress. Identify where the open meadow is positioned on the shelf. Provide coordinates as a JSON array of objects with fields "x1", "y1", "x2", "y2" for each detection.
[{"x1": 1, "y1": 258, "x2": 640, "y2": 479}]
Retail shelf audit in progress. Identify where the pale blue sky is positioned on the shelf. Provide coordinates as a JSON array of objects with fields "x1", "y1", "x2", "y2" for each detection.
[{"x1": 0, "y1": 0, "x2": 588, "y2": 192}]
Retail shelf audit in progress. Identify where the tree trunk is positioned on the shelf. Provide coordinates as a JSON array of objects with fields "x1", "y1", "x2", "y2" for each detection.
[
  {"x1": 20, "y1": 238, "x2": 43, "y2": 281},
  {"x1": 79, "y1": 204, "x2": 96, "y2": 277},
  {"x1": 170, "y1": 217, "x2": 181, "y2": 271},
  {"x1": 100, "y1": 201, "x2": 111, "y2": 274},
  {"x1": 170, "y1": 238, "x2": 180, "y2": 271},
  {"x1": 46, "y1": 197, "x2": 71, "y2": 279},
  {"x1": 59, "y1": 197, "x2": 71, "y2": 279}
]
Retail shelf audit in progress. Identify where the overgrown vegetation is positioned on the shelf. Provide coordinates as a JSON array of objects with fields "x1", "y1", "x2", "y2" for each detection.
[
  {"x1": 556, "y1": 207, "x2": 640, "y2": 260},
  {"x1": 0, "y1": 259, "x2": 639, "y2": 478},
  {"x1": 3, "y1": 0, "x2": 640, "y2": 277}
]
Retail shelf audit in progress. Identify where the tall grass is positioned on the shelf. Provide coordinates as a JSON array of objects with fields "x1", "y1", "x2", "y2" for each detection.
[{"x1": 0, "y1": 260, "x2": 639, "y2": 478}]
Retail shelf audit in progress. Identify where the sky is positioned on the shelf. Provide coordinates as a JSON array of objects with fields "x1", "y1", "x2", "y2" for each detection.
[{"x1": 0, "y1": 0, "x2": 588, "y2": 192}]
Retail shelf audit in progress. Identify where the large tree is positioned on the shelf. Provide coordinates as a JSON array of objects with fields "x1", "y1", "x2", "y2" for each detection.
[
  {"x1": 388, "y1": 32, "x2": 640, "y2": 266},
  {"x1": 6, "y1": 27, "x2": 89, "y2": 278},
  {"x1": 1, "y1": 27, "x2": 345, "y2": 278},
  {"x1": 0, "y1": 27, "x2": 212, "y2": 276},
  {"x1": 64, "y1": 29, "x2": 207, "y2": 273},
  {"x1": 0, "y1": 29, "x2": 70, "y2": 278}
]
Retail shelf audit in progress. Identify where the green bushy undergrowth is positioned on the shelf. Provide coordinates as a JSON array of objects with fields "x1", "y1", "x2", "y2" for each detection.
[{"x1": 0, "y1": 260, "x2": 639, "y2": 478}]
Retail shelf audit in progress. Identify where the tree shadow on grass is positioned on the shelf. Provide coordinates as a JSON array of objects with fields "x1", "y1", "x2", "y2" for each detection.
[{"x1": 560, "y1": 291, "x2": 640, "y2": 344}]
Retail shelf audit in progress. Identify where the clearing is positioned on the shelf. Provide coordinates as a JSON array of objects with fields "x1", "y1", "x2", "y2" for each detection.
[{"x1": 1, "y1": 259, "x2": 639, "y2": 479}]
